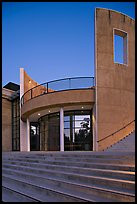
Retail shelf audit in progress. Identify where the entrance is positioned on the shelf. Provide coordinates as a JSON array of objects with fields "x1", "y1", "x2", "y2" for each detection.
[
  {"x1": 64, "y1": 110, "x2": 93, "y2": 151},
  {"x1": 39, "y1": 113, "x2": 60, "y2": 151},
  {"x1": 30, "y1": 122, "x2": 40, "y2": 151},
  {"x1": 38, "y1": 110, "x2": 93, "y2": 151}
]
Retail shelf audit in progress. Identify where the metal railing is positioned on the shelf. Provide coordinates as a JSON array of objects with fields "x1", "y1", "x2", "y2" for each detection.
[
  {"x1": 97, "y1": 120, "x2": 135, "y2": 144},
  {"x1": 21, "y1": 77, "x2": 95, "y2": 105}
]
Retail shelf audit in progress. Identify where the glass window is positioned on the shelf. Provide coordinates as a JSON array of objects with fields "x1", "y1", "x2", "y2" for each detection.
[
  {"x1": 114, "y1": 29, "x2": 128, "y2": 65},
  {"x1": 12, "y1": 97, "x2": 20, "y2": 151},
  {"x1": 38, "y1": 112, "x2": 60, "y2": 151},
  {"x1": 64, "y1": 116, "x2": 70, "y2": 122},
  {"x1": 64, "y1": 121, "x2": 70, "y2": 129},
  {"x1": 64, "y1": 110, "x2": 92, "y2": 151},
  {"x1": 38, "y1": 110, "x2": 93, "y2": 151}
]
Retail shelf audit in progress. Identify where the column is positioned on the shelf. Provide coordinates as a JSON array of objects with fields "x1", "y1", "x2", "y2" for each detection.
[
  {"x1": 20, "y1": 120, "x2": 27, "y2": 151},
  {"x1": 26, "y1": 117, "x2": 30, "y2": 151},
  {"x1": 92, "y1": 104, "x2": 98, "y2": 151},
  {"x1": 20, "y1": 68, "x2": 27, "y2": 151},
  {"x1": 60, "y1": 108, "x2": 64, "y2": 151}
]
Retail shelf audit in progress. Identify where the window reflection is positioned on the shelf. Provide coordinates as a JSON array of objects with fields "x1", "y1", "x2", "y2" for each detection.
[
  {"x1": 31, "y1": 126, "x2": 36, "y2": 135},
  {"x1": 38, "y1": 110, "x2": 92, "y2": 151},
  {"x1": 38, "y1": 113, "x2": 60, "y2": 151},
  {"x1": 30, "y1": 123, "x2": 40, "y2": 151},
  {"x1": 12, "y1": 97, "x2": 20, "y2": 151},
  {"x1": 64, "y1": 110, "x2": 92, "y2": 151}
]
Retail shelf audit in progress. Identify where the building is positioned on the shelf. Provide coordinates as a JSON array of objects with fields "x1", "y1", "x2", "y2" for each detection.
[
  {"x1": 2, "y1": 8, "x2": 135, "y2": 152},
  {"x1": 2, "y1": 82, "x2": 20, "y2": 151}
]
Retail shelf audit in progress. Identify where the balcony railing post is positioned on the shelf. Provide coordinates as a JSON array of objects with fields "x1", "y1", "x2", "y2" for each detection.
[
  {"x1": 47, "y1": 83, "x2": 48, "y2": 93},
  {"x1": 22, "y1": 96, "x2": 24, "y2": 105},
  {"x1": 94, "y1": 77, "x2": 95, "y2": 86},
  {"x1": 31, "y1": 89, "x2": 32, "y2": 99},
  {"x1": 21, "y1": 97, "x2": 22, "y2": 106},
  {"x1": 92, "y1": 77, "x2": 94, "y2": 86},
  {"x1": 69, "y1": 78, "x2": 71, "y2": 89}
]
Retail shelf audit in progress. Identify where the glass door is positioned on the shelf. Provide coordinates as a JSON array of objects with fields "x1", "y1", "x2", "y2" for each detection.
[
  {"x1": 30, "y1": 122, "x2": 40, "y2": 151},
  {"x1": 64, "y1": 110, "x2": 93, "y2": 151}
]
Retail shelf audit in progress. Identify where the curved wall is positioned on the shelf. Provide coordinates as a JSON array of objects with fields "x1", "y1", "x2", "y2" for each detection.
[
  {"x1": 24, "y1": 69, "x2": 48, "y2": 102},
  {"x1": 20, "y1": 69, "x2": 95, "y2": 151},
  {"x1": 21, "y1": 89, "x2": 95, "y2": 121},
  {"x1": 95, "y1": 8, "x2": 135, "y2": 150}
]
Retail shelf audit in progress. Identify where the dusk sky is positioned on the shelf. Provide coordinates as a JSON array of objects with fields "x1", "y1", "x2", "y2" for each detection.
[{"x1": 2, "y1": 2, "x2": 135, "y2": 86}]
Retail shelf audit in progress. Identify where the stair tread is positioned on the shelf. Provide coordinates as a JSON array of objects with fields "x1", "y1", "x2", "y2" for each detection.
[
  {"x1": 2, "y1": 186, "x2": 40, "y2": 202},
  {"x1": 2, "y1": 166, "x2": 135, "y2": 195},
  {"x1": 2, "y1": 161, "x2": 135, "y2": 177},
  {"x1": 3, "y1": 173, "x2": 132, "y2": 202},
  {"x1": 3, "y1": 157, "x2": 135, "y2": 167},
  {"x1": 2, "y1": 152, "x2": 135, "y2": 202},
  {"x1": 4, "y1": 164, "x2": 135, "y2": 183},
  {"x1": 3, "y1": 172, "x2": 135, "y2": 197},
  {"x1": 2, "y1": 178, "x2": 110, "y2": 202}
]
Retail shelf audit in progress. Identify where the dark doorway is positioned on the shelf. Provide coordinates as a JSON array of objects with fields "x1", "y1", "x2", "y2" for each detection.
[{"x1": 30, "y1": 122, "x2": 40, "y2": 151}]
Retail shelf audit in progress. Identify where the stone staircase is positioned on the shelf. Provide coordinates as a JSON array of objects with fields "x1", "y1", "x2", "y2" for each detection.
[
  {"x1": 2, "y1": 151, "x2": 135, "y2": 202},
  {"x1": 105, "y1": 131, "x2": 135, "y2": 152}
]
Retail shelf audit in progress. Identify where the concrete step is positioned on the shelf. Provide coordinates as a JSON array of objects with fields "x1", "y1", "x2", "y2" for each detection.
[
  {"x1": 3, "y1": 153, "x2": 135, "y2": 166},
  {"x1": 2, "y1": 151, "x2": 135, "y2": 161},
  {"x1": 2, "y1": 165, "x2": 135, "y2": 193},
  {"x1": 2, "y1": 150, "x2": 135, "y2": 157},
  {"x1": 45, "y1": 156, "x2": 135, "y2": 165},
  {"x1": 2, "y1": 161, "x2": 135, "y2": 181},
  {"x1": 2, "y1": 186, "x2": 39, "y2": 202},
  {"x1": 2, "y1": 158, "x2": 135, "y2": 172},
  {"x1": 2, "y1": 152, "x2": 135, "y2": 202},
  {"x1": 2, "y1": 172, "x2": 135, "y2": 202},
  {"x1": 3, "y1": 178, "x2": 89, "y2": 202}
]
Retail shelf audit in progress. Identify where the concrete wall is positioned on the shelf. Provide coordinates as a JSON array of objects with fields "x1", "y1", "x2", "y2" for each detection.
[
  {"x1": 23, "y1": 69, "x2": 53, "y2": 103},
  {"x1": 20, "y1": 68, "x2": 46, "y2": 151},
  {"x1": 2, "y1": 88, "x2": 14, "y2": 151},
  {"x1": 21, "y1": 89, "x2": 95, "y2": 121},
  {"x1": 95, "y1": 8, "x2": 135, "y2": 150},
  {"x1": 24, "y1": 69, "x2": 42, "y2": 102}
]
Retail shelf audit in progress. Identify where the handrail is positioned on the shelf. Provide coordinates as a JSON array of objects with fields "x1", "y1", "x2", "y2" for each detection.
[
  {"x1": 21, "y1": 76, "x2": 95, "y2": 105},
  {"x1": 97, "y1": 119, "x2": 135, "y2": 143}
]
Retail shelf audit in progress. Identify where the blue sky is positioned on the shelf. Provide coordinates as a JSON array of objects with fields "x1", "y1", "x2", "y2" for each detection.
[{"x1": 2, "y1": 2, "x2": 135, "y2": 86}]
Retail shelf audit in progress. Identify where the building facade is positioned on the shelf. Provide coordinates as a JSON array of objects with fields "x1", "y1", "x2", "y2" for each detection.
[
  {"x1": 2, "y1": 83, "x2": 20, "y2": 151},
  {"x1": 2, "y1": 8, "x2": 135, "y2": 152}
]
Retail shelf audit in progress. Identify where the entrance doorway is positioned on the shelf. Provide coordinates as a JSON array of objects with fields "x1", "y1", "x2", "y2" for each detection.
[
  {"x1": 39, "y1": 113, "x2": 60, "y2": 151},
  {"x1": 64, "y1": 110, "x2": 93, "y2": 151},
  {"x1": 30, "y1": 122, "x2": 40, "y2": 151},
  {"x1": 38, "y1": 110, "x2": 93, "y2": 151}
]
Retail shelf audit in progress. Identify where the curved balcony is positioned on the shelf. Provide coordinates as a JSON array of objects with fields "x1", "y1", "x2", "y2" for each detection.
[
  {"x1": 21, "y1": 77, "x2": 95, "y2": 105},
  {"x1": 21, "y1": 77, "x2": 95, "y2": 121}
]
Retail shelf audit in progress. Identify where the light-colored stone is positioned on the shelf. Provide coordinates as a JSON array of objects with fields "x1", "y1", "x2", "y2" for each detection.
[{"x1": 95, "y1": 8, "x2": 135, "y2": 150}]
